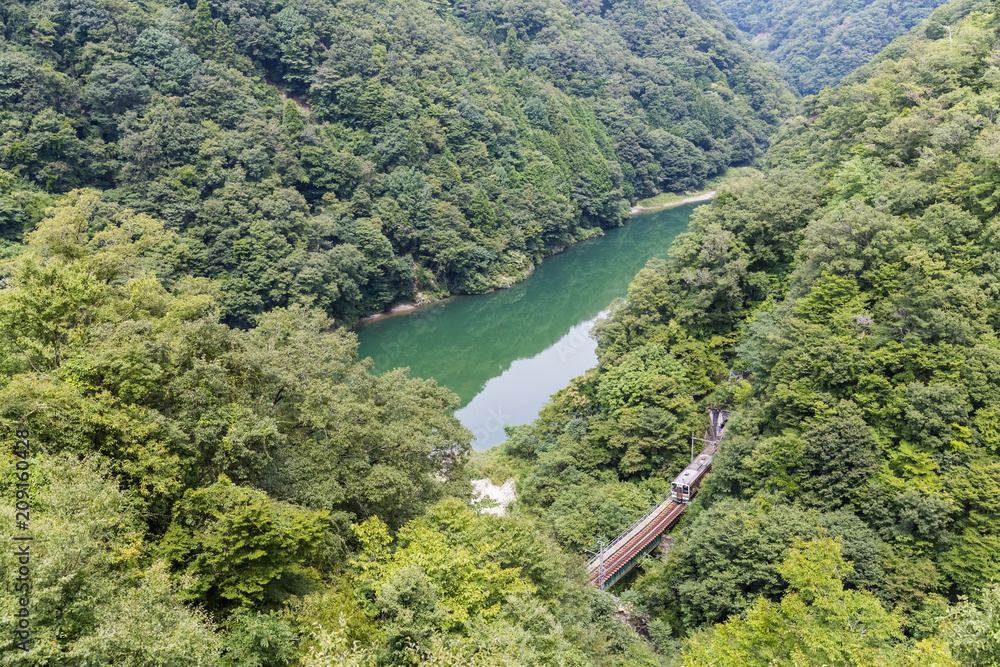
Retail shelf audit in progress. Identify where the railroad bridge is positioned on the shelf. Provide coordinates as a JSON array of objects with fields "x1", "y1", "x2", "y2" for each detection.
[{"x1": 586, "y1": 408, "x2": 728, "y2": 590}]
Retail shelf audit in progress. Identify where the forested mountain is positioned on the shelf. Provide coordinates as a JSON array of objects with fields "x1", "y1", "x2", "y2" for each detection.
[
  {"x1": 0, "y1": 0, "x2": 794, "y2": 327},
  {"x1": 0, "y1": 0, "x2": 798, "y2": 663},
  {"x1": 0, "y1": 193, "x2": 673, "y2": 665},
  {"x1": 714, "y1": 0, "x2": 948, "y2": 94},
  {"x1": 483, "y1": 0, "x2": 1000, "y2": 663},
  {"x1": 7, "y1": 0, "x2": 1000, "y2": 660}
]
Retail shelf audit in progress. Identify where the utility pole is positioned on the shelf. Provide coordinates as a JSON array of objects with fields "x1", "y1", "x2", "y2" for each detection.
[
  {"x1": 692, "y1": 434, "x2": 718, "y2": 456},
  {"x1": 585, "y1": 540, "x2": 607, "y2": 591}
]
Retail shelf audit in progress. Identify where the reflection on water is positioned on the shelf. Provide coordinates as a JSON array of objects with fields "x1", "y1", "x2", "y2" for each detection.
[
  {"x1": 455, "y1": 313, "x2": 604, "y2": 449},
  {"x1": 356, "y1": 203, "x2": 703, "y2": 449}
]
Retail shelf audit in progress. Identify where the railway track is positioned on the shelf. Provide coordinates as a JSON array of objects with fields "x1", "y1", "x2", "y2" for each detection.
[
  {"x1": 587, "y1": 499, "x2": 687, "y2": 589},
  {"x1": 586, "y1": 409, "x2": 728, "y2": 590}
]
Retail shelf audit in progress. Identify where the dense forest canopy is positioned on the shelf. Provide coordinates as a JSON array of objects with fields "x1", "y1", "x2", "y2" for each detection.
[
  {"x1": 714, "y1": 0, "x2": 949, "y2": 94},
  {"x1": 0, "y1": 0, "x2": 794, "y2": 327},
  {"x1": 0, "y1": 191, "x2": 675, "y2": 665},
  {"x1": 481, "y1": 0, "x2": 1000, "y2": 663},
  {"x1": 0, "y1": 0, "x2": 796, "y2": 663},
  {"x1": 6, "y1": 0, "x2": 1000, "y2": 662}
]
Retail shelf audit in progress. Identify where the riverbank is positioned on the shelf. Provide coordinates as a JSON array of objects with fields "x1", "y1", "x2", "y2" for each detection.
[
  {"x1": 630, "y1": 190, "x2": 716, "y2": 215},
  {"x1": 355, "y1": 190, "x2": 719, "y2": 329},
  {"x1": 355, "y1": 297, "x2": 446, "y2": 327},
  {"x1": 355, "y1": 230, "x2": 598, "y2": 328},
  {"x1": 356, "y1": 203, "x2": 695, "y2": 437},
  {"x1": 628, "y1": 166, "x2": 762, "y2": 216}
]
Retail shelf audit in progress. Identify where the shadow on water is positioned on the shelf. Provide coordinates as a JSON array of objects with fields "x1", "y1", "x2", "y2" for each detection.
[{"x1": 356, "y1": 202, "x2": 704, "y2": 448}]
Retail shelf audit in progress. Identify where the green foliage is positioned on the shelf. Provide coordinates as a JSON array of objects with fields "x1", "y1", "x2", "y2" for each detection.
[
  {"x1": 7, "y1": 0, "x2": 1000, "y2": 660},
  {"x1": 634, "y1": 499, "x2": 884, "y2": 628},
  {"x1": 793, "y1": 272, "x2": 862, "y2": 323},
  {"x1": 0, "y1": 196, "x2": 472, "y2": 531},
  {"x1": 938, "y1": 462, "x2": 1000, "y2": 592},
  {"x1": 282, "y1": 101, "x2": 305, "y2": 138},
  {"x1": 353, "y1": 512, "x2": 531, "y2": 639},
  {"x1": 491, "y1": 4, "x2": 1000, "y2": 660},
  {"x1": 347, "y1": 498, "x2": 658, "y2": 665},
  {"x1": 0, "y1": 454, "x2": 222, "y2": 666},
  {"x1": 715, "y1": 0, "x2": 949, "y2": 94},
  {"x1": 159, "y1": 475, "x2": 328, "y2": 613},
  {"x1": 942, "y1": 584, "x2": 1000, "y2": 666},
  {"x1": 287, "y1": 584, "x2": 379, "y2": 652},
  {"x1": 0, "y1": 0, "x2": 795, "y2": 325},
  {"x1": 193, "y1": 0, "x2": 215, "y2": 53},
  {"x1": 0, "y1": 194, "x2": 489, "y2": 660},
  {"x1": 592, "y1": 343, "x2": 701, "y2": 476},
  {"x1": 681, "y1": 537, "x2": 947, "y2": 667},
  {"x1": 832, "y1": 156, "x2": 887, "y2": 203},
  {"x1": 799, "y1": 412, "x2": 882, "y2": 509},
  {"x1": 220, "y1": 611, "x2": 299, "y2": 667}
]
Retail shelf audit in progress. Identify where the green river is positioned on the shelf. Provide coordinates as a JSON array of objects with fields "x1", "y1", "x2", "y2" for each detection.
[{"x1": 356, "y1": 202, "x2": 704, "y2": 449}]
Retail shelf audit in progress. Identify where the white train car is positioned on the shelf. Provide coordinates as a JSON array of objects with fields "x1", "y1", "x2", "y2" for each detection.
[
  {"x1": 670, "y1": 450, "x2": 714, "y2": 503},
  {"x1": 670, "y1": 408, "x2": 728, "y2": 503}
]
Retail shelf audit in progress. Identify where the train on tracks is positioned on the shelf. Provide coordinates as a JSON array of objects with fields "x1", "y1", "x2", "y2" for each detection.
[
  {"x1": 586, "y1": 409, "x2": 729, "y2": 589},
  {"x1": 670, "y1": 408, "x2": 728, "y2": 503}
]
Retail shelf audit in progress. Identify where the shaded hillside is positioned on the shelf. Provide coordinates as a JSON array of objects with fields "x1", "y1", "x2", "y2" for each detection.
[
  {"x1": 715, "y1": 0, "x2": 948, "y2": 93},
  {"x1": 0, "y1": 0, "x2": 794, "y2": 326},
  {"x1": 484, "y1": 0, "x2": 1000, "y2": 662}
]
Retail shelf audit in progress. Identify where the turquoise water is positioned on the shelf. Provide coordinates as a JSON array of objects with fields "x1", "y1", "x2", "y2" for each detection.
[{"x1": 356, "y1": 203, "x2": 702, "y2": 449}]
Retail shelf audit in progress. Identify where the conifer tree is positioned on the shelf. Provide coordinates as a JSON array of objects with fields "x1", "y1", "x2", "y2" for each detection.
[
  {"x1": 212, "y1": 20, "x2": 235, "y2": 65},
  {"x1": 502, "y1": 27, "x2": 523, "y2": 67},
  {"x1": 282, "y1": 100, "x2": 305, "y2": 137},
  {"x1": 192, "y1": 0, "x2": 216, "y2": 57}
]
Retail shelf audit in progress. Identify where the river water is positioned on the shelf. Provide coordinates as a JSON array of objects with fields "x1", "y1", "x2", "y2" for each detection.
[{"x1": 356, "y1": 202, "x2": 703, "y2": 449}]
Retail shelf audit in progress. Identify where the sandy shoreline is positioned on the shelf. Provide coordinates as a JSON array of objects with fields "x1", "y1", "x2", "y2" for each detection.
[
  {"x1": 355, "y1": 301, "x2": 437, "y2": 327},
  {"x1": 630, "y1": 190, "x2": 716, "y2": 215}
]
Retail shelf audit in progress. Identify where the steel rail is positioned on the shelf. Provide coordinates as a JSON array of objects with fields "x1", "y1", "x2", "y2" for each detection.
[
  {"x1": 585, "y1": 410, "x2": 730, "y2": 590},
  {"x1": 585, "y1": 494, "x2": 671, "y2": 573},
  {"x1": 588, "y1": 500, "x2": 687, "y2": 589}
]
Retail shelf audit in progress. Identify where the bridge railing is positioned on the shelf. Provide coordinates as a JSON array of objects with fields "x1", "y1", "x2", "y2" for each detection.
[
  {"x1": 585, "y1": 427, "x2": 726, "y2": 574},
  {"x1": 585, "y1": 494, "x2": 671, "y2": 573}
]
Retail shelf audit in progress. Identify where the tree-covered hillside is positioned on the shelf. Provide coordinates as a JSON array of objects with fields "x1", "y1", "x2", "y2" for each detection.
[
  {"x1": 482, "y1": 0, "x2": 1000, "y2": 663},
  {"x1": 0, "y1": 192, "x2": 675, "y2": 665},
  {"x1": 10, "y1": 0, "x2": 1000, "y2": 660},
  {"x1": 714, "y1": 0, "x2": 948, "y2": 94},
  {"x1": 0, "y1": 0, "x2": 794, "y2": 326},
  {"x1": 0, "y1": 1, "x2": 798, "y2": 664}
]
